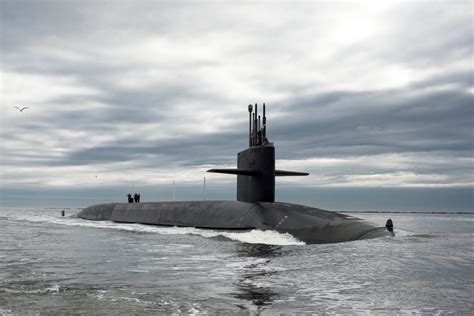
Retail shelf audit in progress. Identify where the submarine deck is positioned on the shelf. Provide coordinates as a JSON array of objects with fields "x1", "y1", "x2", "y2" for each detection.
[{"x1": 78, "y1": 201, "x2": 392, "y2": 244}]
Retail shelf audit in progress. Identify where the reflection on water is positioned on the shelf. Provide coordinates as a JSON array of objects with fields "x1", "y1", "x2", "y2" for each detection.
[
  {"x1": 236, "y1": 243, "x2": 282, "y2": 258},
  {"x1": 233, "y1": 244, "x2": 282, "y2": 307}
]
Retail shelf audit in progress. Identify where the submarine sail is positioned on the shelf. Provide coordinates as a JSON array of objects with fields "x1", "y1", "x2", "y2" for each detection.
[{"x1": 208, "y1": 103, "x2": 309, "y2": 203}]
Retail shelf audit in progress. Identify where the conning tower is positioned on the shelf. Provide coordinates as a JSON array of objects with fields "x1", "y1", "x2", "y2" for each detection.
[{"x1": 208, "y1": 103, "x2": 308, "y2": 202}]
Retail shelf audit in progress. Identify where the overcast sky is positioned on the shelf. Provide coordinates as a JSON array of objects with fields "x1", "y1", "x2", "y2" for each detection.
[{"x1": 1, "y1": 1, "x2": 473, "y2": 209}]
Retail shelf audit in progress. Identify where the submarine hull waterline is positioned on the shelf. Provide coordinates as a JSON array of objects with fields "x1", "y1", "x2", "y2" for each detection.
[{"x1": 78, "y1": 201, "x2": 393, "y2": 244}]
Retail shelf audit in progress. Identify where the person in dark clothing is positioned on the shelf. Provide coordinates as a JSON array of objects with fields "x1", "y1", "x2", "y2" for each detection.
[
  {"x1": 127, "y1": 193, "x2": 133, "y2": 203},
  {"x1": 137, "y1": 193, "x2": 140, "y2": 203},
  {"x1": 134, "y1": 193, "x2": 138, "y2": 203}
]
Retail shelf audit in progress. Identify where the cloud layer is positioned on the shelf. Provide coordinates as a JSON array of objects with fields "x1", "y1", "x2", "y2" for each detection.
[{"x1": 1, "y1": 1, "x2": 472, "y2": 206}]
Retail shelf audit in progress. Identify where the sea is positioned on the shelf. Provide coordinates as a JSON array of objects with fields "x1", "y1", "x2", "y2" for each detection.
[{"x1": 0, "y1": 207, "x2": 472, "y2": 315}]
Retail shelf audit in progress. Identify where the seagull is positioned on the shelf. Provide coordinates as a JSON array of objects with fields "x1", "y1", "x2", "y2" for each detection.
[{"x1": 14, "y1": 106, "x2": 29, "y2": 112}]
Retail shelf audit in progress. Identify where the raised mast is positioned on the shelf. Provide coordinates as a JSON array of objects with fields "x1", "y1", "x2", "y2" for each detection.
[{"x1": 248, "y1": 104, "x2": 253, "y2": 147}]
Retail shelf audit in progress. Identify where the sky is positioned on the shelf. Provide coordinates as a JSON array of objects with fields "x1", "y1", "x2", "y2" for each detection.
[{"x1": 1, "y1": 0, "x2": 473, "y2": 211}]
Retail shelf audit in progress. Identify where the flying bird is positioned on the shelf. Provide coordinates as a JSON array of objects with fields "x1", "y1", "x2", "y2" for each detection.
[{"x1": 14, "y1": 106, "x2": 29, "y2": 112}]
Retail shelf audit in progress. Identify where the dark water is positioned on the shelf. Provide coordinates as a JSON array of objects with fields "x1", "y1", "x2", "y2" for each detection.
[{"x1": 1, "y1": 208, "x2": 472, "y2": 315}]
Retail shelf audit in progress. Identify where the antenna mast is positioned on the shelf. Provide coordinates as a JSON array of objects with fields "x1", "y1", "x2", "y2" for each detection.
[{"x1": 248, "y1": 104, "x2": 253, "y2": 147}]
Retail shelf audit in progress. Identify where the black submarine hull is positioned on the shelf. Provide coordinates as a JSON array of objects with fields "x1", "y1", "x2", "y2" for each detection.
[{"x1": 78, "y1": 201, "x2": 393, "y2": 244}]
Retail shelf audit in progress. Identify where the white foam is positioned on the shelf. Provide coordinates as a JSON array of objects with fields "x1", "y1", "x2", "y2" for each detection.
[
  {"x1": 4, "y1": 284, "x2": 61, "y2": 295},
  {"x1": 218, "y1": 229, "x2": 305, "y2": 246},
  {"x1": 1, "y1": 208, "x2": 305, "y2": 246}
]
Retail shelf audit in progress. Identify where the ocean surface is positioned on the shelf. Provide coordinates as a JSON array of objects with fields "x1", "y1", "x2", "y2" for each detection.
[{"x1": 0, "y1": 207, "x2": 472, "y2": 315}]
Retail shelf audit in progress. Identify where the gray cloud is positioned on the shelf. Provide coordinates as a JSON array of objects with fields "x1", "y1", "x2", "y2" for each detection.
[
  {"x1": 1, "y1": 1, "x2": 472, "y2": 202},
  {"x1": 273, "y1": 85, "x2": 472, "y2": 154}
]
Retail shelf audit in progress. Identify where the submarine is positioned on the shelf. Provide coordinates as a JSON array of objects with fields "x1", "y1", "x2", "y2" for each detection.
[{"x1": 79, "y1": 103, "x2": 394, "y2": 244}]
